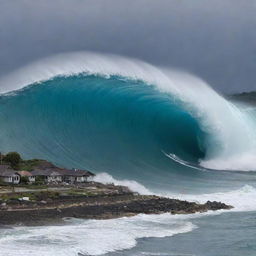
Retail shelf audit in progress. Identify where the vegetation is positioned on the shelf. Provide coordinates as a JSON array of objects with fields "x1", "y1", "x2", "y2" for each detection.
[
  {"x1": 20, "y1": 176, "x2": 29, "y2": 185},
  {"x1": 1, "y1": 151, "x2": 50, "y2": 172},
  {"x1": 35, "y1": 176, "x2": 45, "y2": 185},
  {"x1": 0, "y1": 178, "x2": 5, "y2": 186},
  {"x1": 35, "y1": 191, "x2": 60, "y2": 200},
  {"x1": 3, "y1": 152, "x2": 21, "y2": 169},
  {"x1": 66, "y1": 189, "x2": 96, "y2": 197},
  {"x1": 0, "y1": 191, "x2": 60, "y2": 201},
  {"x1": 15, "y1": 184, "x2": 48, "y2": 189},
  {"x1": 19, "y1": 159, "x2": 45, "y2": 171},
  {"x1": 0, "y1": 192, "x2": 37, "y2": 201}
]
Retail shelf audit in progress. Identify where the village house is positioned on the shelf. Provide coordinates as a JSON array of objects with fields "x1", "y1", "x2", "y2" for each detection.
[
  {"x1": 20, "y1": 160, "x2": 95, "y2": 184},
  {"x1": 17, "y1": 171, "x2": 36, "y2": 183},
  {"x1": 0, "y1": 165, "x2": 20, "y2": 184},
  {"x1": 58, "y1": 168, "x2": 95, "y2": 184},
  {"x1": 30, "y1": 164, "x2": 95, "y2": 184},
  {"x1": 32, "y1": 168, "x2": 63, "y2": 183}
]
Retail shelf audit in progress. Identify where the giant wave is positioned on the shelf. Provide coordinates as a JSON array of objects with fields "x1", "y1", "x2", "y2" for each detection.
[
  {"x1": 1, "y1": 52, "x2": 256, "y2": 256},
  {"x1": 0, "y1": 52, "x2": 256, "y2": 192}
]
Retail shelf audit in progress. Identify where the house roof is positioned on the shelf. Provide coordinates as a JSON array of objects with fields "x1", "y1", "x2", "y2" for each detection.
[
  {"x1": 17, "y1": 171, "x2": 33, "y2": 177},
  {"x1": 0, "y1": 165, "x2": 19, "y2": 177},
  {"x1": 58, "y1": 168, "x2": 95, "y2": 177},
  {"x1": 0, "y1": 165, "x2": 12, "y2": 170},
  {"x1": 32, "y1": 168, "x2": 63, "y2": 176},
  {"x1": 30, "y1": 164, "x2": 95, "y2": 178}
]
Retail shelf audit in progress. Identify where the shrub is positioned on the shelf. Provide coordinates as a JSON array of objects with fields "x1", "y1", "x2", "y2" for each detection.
[
  {"x1": 20, "y1": 176, "x2": 29, "y2": 184},
  {"x1": 0, "y1": 177, "x2": 6, "y2": 186},
  {"x1": 35, "y1": 176, "x2": 45, "y2": 185}
]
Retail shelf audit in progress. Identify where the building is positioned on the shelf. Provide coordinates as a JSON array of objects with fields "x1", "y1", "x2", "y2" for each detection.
[
  {"x1": 29, "y1": 160, "x2": 95, "y2": 184},
  {"x1": 0, "y1": 160, "x2": 95, "y2": 185},
  {"x1": 17, "y1": 171, "x2": 36, "y2": 183},
  {"x1": 32, "y1": 168, "x2": 63, "y2": 183},
  {"x1": 58, "y1": 168, "x2": 95, "y2": 184},
  {"x1": 0, "y1": 165, "x2": 20, "y2": 184},
  {"x1": 31, "y1": 167, "x2": 95, "y2": 184}
]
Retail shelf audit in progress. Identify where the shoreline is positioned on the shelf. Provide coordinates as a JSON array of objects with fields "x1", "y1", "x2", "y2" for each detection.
[
  {"x1": 0, "y1": 154, "x2": 233, "y2": 226},
  {"x1": 0, "y1": 182, "x2": 233, "y2": 226}
]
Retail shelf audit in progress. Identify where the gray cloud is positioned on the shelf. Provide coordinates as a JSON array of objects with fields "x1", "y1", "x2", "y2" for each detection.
[{"x1": 0, "y1": 0, "x2": 255, "y2": 93}]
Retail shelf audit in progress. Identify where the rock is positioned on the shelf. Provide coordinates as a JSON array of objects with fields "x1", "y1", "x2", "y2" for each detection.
[
  {"x1": 0, "y1": 186, "x2": 233, "y2": 225},
  {"x1": 205, "y1": 200, "x2": 232, "y2": 210}
]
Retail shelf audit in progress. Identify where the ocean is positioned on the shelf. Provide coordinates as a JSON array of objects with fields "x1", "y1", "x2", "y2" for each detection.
[{"x1": 0, "y1": 52, "x2": 256, "y2": 256}]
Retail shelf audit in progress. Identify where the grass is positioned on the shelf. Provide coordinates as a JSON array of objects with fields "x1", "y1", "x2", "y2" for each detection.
[
  {"x1": 1, "y1": 184, "x2": 48, "y2": 190},
  {"x1": 16, "y1": 184, "x2": 48, "y2": 189},
  {"x1": 0, "y1": 192, "x2": 37, "y2": 201},
  {"x1": 0, "y1": 191, "x2": 60, "y2": 201},
  {"x1": 66, "y1": 189, "x2": 96, "y2": 197},
  {"x1": 18, "y1": 159, "x2": 46, "y2": 171},
  {"x1": 1, "y1": 158, "x2": 51, "y2": 171},
  {"x1": 0, "y1": 189, "x2": 97, "y2": 202}
]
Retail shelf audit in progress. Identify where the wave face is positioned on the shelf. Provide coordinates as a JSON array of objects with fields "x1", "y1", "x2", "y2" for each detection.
[
  {"x1": 1, "y1": 52, "x2": 256, "y2": 191},
  {"x1": 1, "y1": 52, "x2": 256, "y2": 256}
]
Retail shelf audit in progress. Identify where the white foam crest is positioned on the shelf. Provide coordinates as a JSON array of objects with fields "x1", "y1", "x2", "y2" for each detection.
[
  {"x1": 0, "y1": 214, "x2": 195, "y2": 256},
  {"x1": 0, "y1": 52, "x2": 175, "y2": 95},
  {"x1": 1, "y1": 51, "x2": 256, "y2": 171},
  {"x1": 92, "y1": 172, "x2": 152, "y2": 195}
]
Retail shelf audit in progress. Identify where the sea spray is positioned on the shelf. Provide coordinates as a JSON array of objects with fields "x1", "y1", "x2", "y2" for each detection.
[{"x1": 92, "y1": 172, "x2": 152, "y2": 195}]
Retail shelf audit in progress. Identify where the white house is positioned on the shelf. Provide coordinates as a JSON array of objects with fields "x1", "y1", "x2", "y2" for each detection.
[
  {"x1": 0, "y1": 165, "x2": 20, "y2": 184},
  {"x1": 31, "y1": 165, "x2": 95, "y2": 184},
  {"x1": 32, "y1": 169, "x2": 62, "y2": 183},
  {"x1": 58, "y1": 168, "x2": 95, "y2": 183}
]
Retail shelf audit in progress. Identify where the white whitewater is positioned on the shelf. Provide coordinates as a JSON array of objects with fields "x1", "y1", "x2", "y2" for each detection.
[{"x1": 0, "y1": 214, "x2": 195, "y2": 256}]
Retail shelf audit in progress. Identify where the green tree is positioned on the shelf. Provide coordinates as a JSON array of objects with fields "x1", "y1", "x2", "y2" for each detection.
[{"x1": 3, "y1": 152, "x2": 22, "y2": 169}]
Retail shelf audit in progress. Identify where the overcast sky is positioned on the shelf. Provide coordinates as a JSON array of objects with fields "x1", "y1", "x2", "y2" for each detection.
[{"x1": 0, "y1": 0, "x2": 255, "y2": 93}]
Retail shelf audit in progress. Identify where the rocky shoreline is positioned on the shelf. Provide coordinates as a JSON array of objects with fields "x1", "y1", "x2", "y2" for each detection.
[
  {"x1": 0, "y1": 154, "x2": 233, "y2": 225},
  {"x1": 0, "y1": 182, "x2": 233, "y2": 226}
]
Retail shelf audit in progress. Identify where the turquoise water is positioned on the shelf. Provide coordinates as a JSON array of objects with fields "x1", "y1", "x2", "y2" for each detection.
[
  {"x1": 0, "y1": 74, "x2": 256, "y2": 192},
  {"x1": 0, "y1": 63, "x2": 256, "y2": 255}
]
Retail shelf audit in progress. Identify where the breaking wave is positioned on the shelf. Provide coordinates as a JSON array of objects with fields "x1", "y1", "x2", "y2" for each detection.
[
  {"x1": 0, "y1": 52, "x2": 256, "y2": 190},
  {"x1": 1, "y1": 52, "x2": 256, "y2": 256}
]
